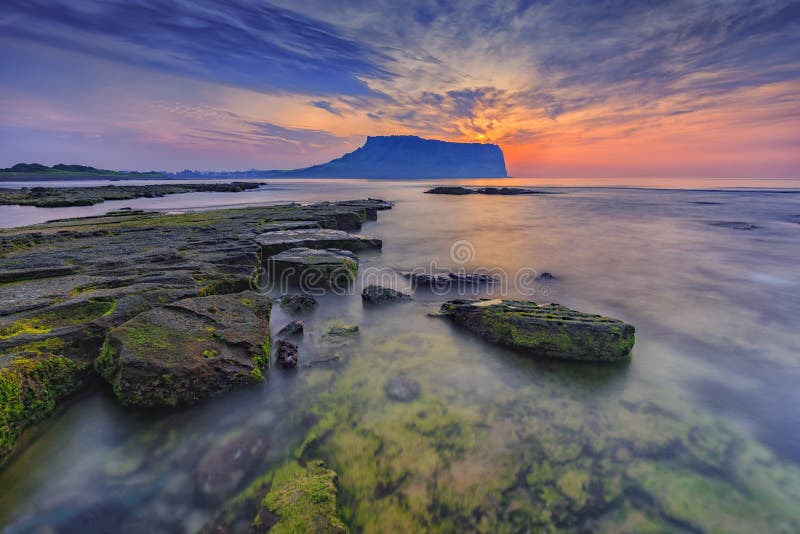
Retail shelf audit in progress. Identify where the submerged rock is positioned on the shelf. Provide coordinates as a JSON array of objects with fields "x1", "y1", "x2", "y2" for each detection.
[
  {"x1": 326, "y1": 323, "x2": 360, "y2": 337},
  {"x1": 385, "y1": 375, "x2": 421, "y2": 402},
  {"x1": 277, "y1": 320, "x2": 304, "y2": 338},
  {"x1": 268, "y1": 247, "x2": 358, "y2": 286},
  {"x1": 197, "y1": 429, "x2": 269, "y2": 504},
  {"x1": 538, "y1": 272, "x2": 556, "y2": 280},
  {"x1": 256, "y1": 228, "x2": 381, "y2": 256},
  {"x1": 361, "y1": 284, "x2": 412, "y2": 304},
  {"x1": 276, "y1": 339, "x2": 299, "y2": 369},
  {"x1": 280, "y1": 293, "x2": 318, "y2": 314},
  {"x1": 440, "y1": 299, "x2": 635, "y2": 361},
  {"x1": 95, "y1": 291, "x2": 271, "y2": 407}
]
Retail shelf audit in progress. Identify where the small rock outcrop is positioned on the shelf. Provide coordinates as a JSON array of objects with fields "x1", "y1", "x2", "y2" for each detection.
[
  {"x1": 277, "y1": 320, "x2": 304, "y2": 337},
  {"x1": 95, "y1": 291, "x2": 271, "y2": 407},
  {"x1": 269, "y1": 247, "x2": 358, "y2": 286},
  {"x1": 361, "y1": 284, "x2": 412, "y2": 304},
  {"x1": 440, "y1": 299, "x2": 635, "y2": 362},
  {"x1": 276, "y1": 339, "x2": 299, "y2": 368},
  {"x1": 280, "y1": 293, "x2": 319, "y2": 314}
]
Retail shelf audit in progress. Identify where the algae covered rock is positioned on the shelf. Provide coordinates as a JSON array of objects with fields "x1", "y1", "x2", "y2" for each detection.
[
  {"x1": 440, "y1": 299, "x2": 634, "y2": 361},
  {"x1": 0, "y1": 353, "x2": 89, "y2": 464},
  {"x1": 95, "y1": 291, "x2": 271, "y2": 407},
  {"x1": 361, "y1": 285, "x2": 411, "y2": 304}
]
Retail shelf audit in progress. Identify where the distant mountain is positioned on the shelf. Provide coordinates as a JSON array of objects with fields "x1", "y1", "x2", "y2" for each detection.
[
  {"x1": 175, "y1": 136, "x2": 509, "y2": 179},
  {"x1": 279, "y1": 135, "x2": 508, "y2": 178}
]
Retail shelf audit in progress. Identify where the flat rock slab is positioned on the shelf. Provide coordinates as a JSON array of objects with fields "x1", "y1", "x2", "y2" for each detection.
[
  {"x1": 256, "y1": 228, "x2": 381, "y2": 256},
  {"x1": 95, "y1": 291, "x2": 271, "y2": 407},
  {"x1": 268, "y1": 247, "x2": 358, "y2": 285},
  {"x1": 440, "y1": 299, "x2": 635, "y2": 362}
]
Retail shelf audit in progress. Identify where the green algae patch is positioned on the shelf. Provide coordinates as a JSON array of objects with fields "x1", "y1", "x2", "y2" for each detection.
[
  {"x1": 0, "y1": 353, "x2": 89, "y2": 464},
  {"x1": 260, "y1": 460, "x2": 347, "y2": 533},
  {"x1": 205, "y1": 459, "x2": 347, "y2": 533},
  {"x1": 0, "y1": 298, "x2": 116, "y2": 341}
]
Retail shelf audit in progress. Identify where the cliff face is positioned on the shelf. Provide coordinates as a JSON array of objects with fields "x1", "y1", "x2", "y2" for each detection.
[{"x1": 281, "y1": 135, "x2": 508, "y2": 178}]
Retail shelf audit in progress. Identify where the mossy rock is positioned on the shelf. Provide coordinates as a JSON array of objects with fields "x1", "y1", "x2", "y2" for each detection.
[
  {"x1": 95, "y1": 291, "x2": 271, "y2": 407},
  {"x1": 440, "y1": 299, "x2": 635, "y2": 361},
  {"x1": 0, "y1": 352, "x2": 89, "y2": 464}
]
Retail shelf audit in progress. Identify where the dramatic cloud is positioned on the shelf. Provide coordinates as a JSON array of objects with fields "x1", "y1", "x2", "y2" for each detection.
[{"x1": 0, "y1": 0, "x2": 798, "y2": 176}]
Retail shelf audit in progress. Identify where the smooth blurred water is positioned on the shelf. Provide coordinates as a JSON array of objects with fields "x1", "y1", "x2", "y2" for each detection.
[{"x1": 1, "y1": 179, "x2": 800, "y2": 531}]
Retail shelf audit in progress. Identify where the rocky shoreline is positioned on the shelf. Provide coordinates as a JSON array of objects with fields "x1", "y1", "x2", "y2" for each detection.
[{"x1": 0, "y1": 182, "x2": 265, "y2": 207}]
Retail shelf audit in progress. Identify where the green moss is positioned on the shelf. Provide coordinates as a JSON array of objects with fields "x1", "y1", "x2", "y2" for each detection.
[
  {"x1": 249, "y1": 367, "x2": 264, "y2": 382},
  {"x1": 260, "y1": 460, "x2": 347, "y2": 533},
  {"x1": 0, "y1": 354, "x2": 88, "y2": 464},
  {"x1": 0, "y1": 299, "x2": 116, "y2": 341},
  {"x1": 197, "y1": 276, "x2": 251, "y2": 297},
  {"x1": 1, "y1": 337, "x2": 67, "y2": 355}
]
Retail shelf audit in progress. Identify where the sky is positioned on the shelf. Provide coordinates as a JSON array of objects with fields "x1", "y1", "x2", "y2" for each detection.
[{"x1": 0, "y1": 0, "x2": 798, "y2": 178}]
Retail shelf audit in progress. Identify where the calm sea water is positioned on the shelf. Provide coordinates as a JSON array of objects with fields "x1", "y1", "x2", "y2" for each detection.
[{"x1": 1, "y1": 178, "x2": 800, "y2": 531}]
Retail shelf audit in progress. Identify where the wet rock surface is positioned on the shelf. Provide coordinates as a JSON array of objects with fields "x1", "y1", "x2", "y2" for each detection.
[
  {"x1": 95, "y1": 291, "x2": 271, "y2": 407},
  {"x1": 0, "y1": 182, "x2": 264, "y2": 207},
  {"x1": 440, "y1": 299, "x2": 635, "y2": 361},
  {"x1": 361, "y1": 284, "x2": 412, "y2": 304},
  {"x1": 425, "y1": 186, "x2": 551, "y2": 195},
  {"x1": 268, "y1": 247, "x2": 358, "y2": 286},
  {"x1": 276, "y1": 338, "x2": 299, "y2": 369}
]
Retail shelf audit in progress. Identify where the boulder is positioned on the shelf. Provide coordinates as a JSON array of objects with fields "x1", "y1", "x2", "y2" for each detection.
[
  {"x1": 361, "y1": 284, "x2": 412, "y2": 304},
  {"x1": 276, "y1": 339, "x2": 299, "y2": 368},
  {"x1": 440, "y1": 299, "x2": 634, "y2": 362},
  {"x1": 277, "y1": 320, "x2": 304, "y2": 337},
  {"x1": 95, "y1": 291, "x2": 271, "y2": 407},
  {"x1": 256, "y1": 228, "x2": 381, "y2": 256},
  {"x1": 280, "y1": 293, "x2": 318, "y2": 314},
  {"x1": 268, "y1": 247, "x2": 358, "y2": 286}
]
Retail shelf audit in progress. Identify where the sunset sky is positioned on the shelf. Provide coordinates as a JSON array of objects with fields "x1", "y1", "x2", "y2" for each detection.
[{"x1": 1, "y1": 1, "x2": 798, "y2": 178}]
